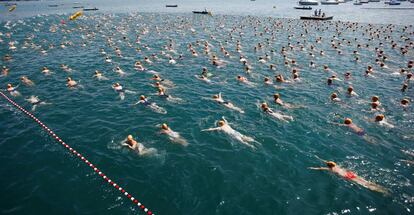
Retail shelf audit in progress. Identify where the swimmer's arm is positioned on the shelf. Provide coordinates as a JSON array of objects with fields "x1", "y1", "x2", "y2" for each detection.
[
  {"x1": 134, "y1": 100, "x2": 143, "y2": 105},
  {"x1": 221, "y1": 116, "x2": 228, "y2": 123},
  {"x1": 308, "y1": 167, "x2": 329, "y2": 170},
  {"x1": 202, "y1": 127, "x2": 221, "y2": 132}
]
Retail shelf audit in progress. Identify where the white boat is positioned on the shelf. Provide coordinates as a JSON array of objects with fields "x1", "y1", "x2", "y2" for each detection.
[
  {"x1": 298, "y1": 0, "x2": 319, "y2": 5},
  {"x1": 360, "y1": 0, "x2": 369, "y2": 3},
  {"x1": 337, "y1": 0, "x2": 345, "y2": 3},
  {"x1": 321, "y1": 0, "x2": 339, "y2": 5}
]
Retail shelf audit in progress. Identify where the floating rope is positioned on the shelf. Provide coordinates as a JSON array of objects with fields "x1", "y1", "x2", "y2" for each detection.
[{"x1": 0, "y1": 92, "x2": 154, "y2": 215}]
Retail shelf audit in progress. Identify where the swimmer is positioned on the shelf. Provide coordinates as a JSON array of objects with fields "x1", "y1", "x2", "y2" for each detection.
[
  {"x1": 66, "y1": 77, "x2": 77, "y2": 88},
  {"x1": 2, "y1": 66, "x2": 9, "y2": 76},
  {"x1": 160, "y1": 123, "x2": 188, "y2": 146},
  {"x1": 273, "y1": 93, "x2": 295, "y2": 108},
  {"x1": 202, "y1": 117, "x2": 256, "y2": 149},
  {"x1": 20, "y1": 76, "x2": 35, "y2": 86},
  {"x1": 330, "y1": 93, "x2": 341, "y2": 102},
  {"x1": 134, "y1": 61, "x2": 145, "y2": 71},
  {"x1": 261, "y1": 102, "x2": 293, "y2": 122},
  {"x1": 25, "y1": 95, "x2": 48, "y2": 111},
  {"x1": 112, "y1": 83, "x2": 125, "y2": 100},
  {"x1": 114, "y1": 66, "x2": 126, "y2": 76},
  {"x1": 371, "y1": 114, "x2": 394, "y2": 128},
  {"x1": 212, "y1": 93, "x2": 244, "y2": 113},
  {"x1": 93, "y1": 70, "x2": 108, "y2": 80},
  {"x1": 6, "y1": 83, "x2": 21, "y2": 97},
  {"x1": 347, "y1": 86, "x2": 358, "y2": 97},
  {"x1": 41, "y1": 66, "x2": 51, "y2": 75},
  {"x1": 61, "y1": 64, "x2": 72, "y2": 72},
  {"x1": 237, "y1": 75, "x2": 255, "y2": 86},
  {"x1": 336, "y1": 118, "x2": 366, "y2": 137},
  {"x1": 264, "y1": 77, "x2": 273, "y2": 85},
  {"x1": 401, "y1": 98, "x2": 409, "y2": 109},
  {"x1": 135, "y1": 95, "x2": 167, "y2": 114},
  {"x1": 309, "y1": 160, "x2": 389, "y2": 194},
  {"x1": 122, "y1": 134, "x2": 156, "y2": 156}
]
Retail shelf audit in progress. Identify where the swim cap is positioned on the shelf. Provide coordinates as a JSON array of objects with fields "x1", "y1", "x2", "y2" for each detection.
[
  {"x1": 127, "y1": 135, "x2": 133, "y2": 140},
  {"x1": 326, "y1": 161, "x2": 336, "y2": 168},
  {"x1": 218, "y1": 120, "x2": 225, "y2": 126},
  {"x1": 344, "y1": 118, "x2": 352, "y2": 125},
  {"x1": 162, "y1": 123, "x2": 168, "y2": 130},
  {"x1": 140, "y1": 95, "x2": 145, "y2": 100},
  {"x1": 375, "y1": 114, "x2": 384, "y2": 121}
]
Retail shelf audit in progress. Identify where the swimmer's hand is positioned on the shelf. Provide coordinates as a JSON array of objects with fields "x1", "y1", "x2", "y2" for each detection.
[
  {"x1": 202, "y1": 127, "x2": 221, "y2": 132},
  {"x1": 308, "y1": 167, "x2": 329, "y2": 170}
]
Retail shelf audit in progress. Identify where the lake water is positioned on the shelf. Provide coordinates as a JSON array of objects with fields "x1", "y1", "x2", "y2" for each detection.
[{"x1": 0, "y1": 1, "x2": 413, "y2": 215}]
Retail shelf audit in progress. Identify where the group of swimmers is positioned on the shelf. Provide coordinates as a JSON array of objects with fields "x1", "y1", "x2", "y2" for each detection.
[{"x1": 1, "y1": 13, "x2": 413, "y2": 195}]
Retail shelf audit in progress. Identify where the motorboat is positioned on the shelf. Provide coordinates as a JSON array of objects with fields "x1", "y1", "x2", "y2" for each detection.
[
  {"x1": 298, "y1": 0, "x2": 319, "y2": 5},
  {"x1": 192, "y1": 9, "x2": 211, "y2": 15},
  {"x1": 300, "y1": 15, "x2": 333, "y2": 20},
  {"x1": 294, "y1": 6, "x2": 313, "y2": 9},
  {"x1": 321, "y1": 0, "x2": 339, "y2": 5},
  {"x1": 166, "y1": 5, "x2": 178, "y2": 7},
  {"x1": 369, "y1": 0, "x2": 380, "y2": 2}
]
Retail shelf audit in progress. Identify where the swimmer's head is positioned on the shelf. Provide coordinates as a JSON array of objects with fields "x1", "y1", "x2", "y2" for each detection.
[
  {"x1": 347, "y1": 86, "x2": 353, "y2": 93},
  {"x1": 326, "y1": 161, "x2": 336, "y2": 168},
  {"x1": 273, "y1": 93, "x2": 280, "y2": 99},
  {"x1": 344, "y1": 118, "x2": 352, "y2": 125},
  {"x1": 127, "y1": 135, "x2": 133, "y2": 140},
  {"x1": 67, "y1": 77, "x2": 72, "y2": 81},
  {"x1": 218, "y1": 120, "x2": 225, "y2": 127},
  {"x1": 261, "y1": 102, "x2": 268, "y2": 109},
  {"x1": 212, "y1": 94, "x2": 219, "y2": 99},
  {"x1": 140, "y1": 95, "x2": 146, "y2": 100},
  {"x1": 401, "y1": 98, "x2": 409, "y2": 105},
  {"x1": 371, "y1": 96, "x2": 379, "y2": 102},
  {"x1": 331, "y1": 93, "x2": 337, "y2": 99},
  {"x1": 375, "y1": 114, "x2": 384, "y2": 122},
  {"x1": 7, "y1": 83, "x2": 12, "y2": 88},
  {"x1": 371, "y1": 102, "x2": 378, "y2": 109},
  {"x1": 161, "y1": 123, "x2": 169, "y2": 130}
]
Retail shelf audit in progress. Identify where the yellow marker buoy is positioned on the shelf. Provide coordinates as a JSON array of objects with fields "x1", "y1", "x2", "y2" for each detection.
[
  {"x1": 69, "y1": 10, "x2": 83, "y2": 21},
  {"x1": 9, "y1": 5, "x2": 16, "y2": 12}
]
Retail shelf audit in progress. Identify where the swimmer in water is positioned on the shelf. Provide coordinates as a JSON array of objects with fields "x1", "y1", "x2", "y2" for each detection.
[
  {"x1": 135, "y1": 95, "x2": 167, "y2": 114},
  {"x1": 273, "y1": 93, "x2": 297, "y2": 108},
  {"x1": 41, "y1": 66, "x2": 51, "y2": 75},
  {"x1": 237, "y1": 75, "x2": 255, "y2": 86},
  {"x1": 2, "y1": 66, "x2": 9, "y2": 76},
  {"x1": 347, "y1": 86, "x2": 358, "y2": 97},
  {"x1": 6, "y1": 83, "x2": 21, "y2": 97},
  {"x1": 112, "y1": 83, "x2": 125, "y2": 100},
  {"x1": 336, "y1": 118, "x2": 366, "y2": 137},
  {"x1": 370, "y1": 114, "x2": 394, "y2": 128},
  {"x1": 93, "y1": 70, "x2": 108, "y2": 80},
  {"x1": 261, "y1": 102, "x2": 293, "y2": 122},
  {"x1": 202, "y1": 117, "x2": 256, "y2": 149},
  {"x1": 212, "y1": 93, "x2": 244, "y2": 113},
  {"x1": 330, "y1": 92, "x2": 341, "y2": 102},
  {"x1": 66, "y1": 77, "x2": 77, "y2": 88},
  {"x1": 122, "y1": 134, "x2": 157, "y2": 156},
  {"x1": 25, "y1": 95, "x2": 48, "y2": 111},
  {"x1": 61, "y1": 64, "x2": 72, "y2": 72},
  {"x1": 400, "y1": 98, "x2": 409, "y2": 109},
  {"x1": 114, "y1": 66, "x2": 126, "y2": 76},
  {"x1": 20, "y1": 76, "x2": 35, "y2": 86},
  {"x1": 309, "y1": 160, "x2": 389, "y2": 194},
  {"x1": 160, "y1": 123, "x2": 188, "y2": 146}
]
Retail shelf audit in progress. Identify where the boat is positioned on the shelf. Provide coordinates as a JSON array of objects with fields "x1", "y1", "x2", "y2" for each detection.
[
  {"x1": 360, "y1": 0, "x2": 369, "y2": 3},
  {"x1": 73, "y1": 6, "x2": 84, "y2": 9},
  {"x1": 83, "y1": 8, "x2": 99, "y2": 11},
  {"x1": 369, "y1": 0, "x2": 380, "y2": 2},
  {"x1": 298, "y1": 0, "x2": 319, "y2": 5},
  {"x1": 389, "y1": 0, "x2": 401, "y2": 4},
  {"x1": 337, "y1": 0, "x2": 345, "y2": 3},
  {"x1": 192, "y1": 9, "x2": 211, "y2": 15},
  {"x1": 321, "y1": 0, "x2": 339, "y2": 5},
  {"x1": 353, "y1": 0, "x2": 362, "y2": 5},
  {"x1": 48, "y1": 4, "x2": 59, "y2": 7},
  {"x1": 166, "y1": 5, "x2": 178, "y2": 7},
  {"x1": 294, "y1": 6, "x2": 313, "y2": 9},
  {"x1": 300, "y1": 15, "x2": 333, "y2": 20}
]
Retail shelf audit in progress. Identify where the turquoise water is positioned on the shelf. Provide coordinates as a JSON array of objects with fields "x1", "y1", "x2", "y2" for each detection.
[{"x1": 0, "y1": 2, "x2": 414, "y2": 215}]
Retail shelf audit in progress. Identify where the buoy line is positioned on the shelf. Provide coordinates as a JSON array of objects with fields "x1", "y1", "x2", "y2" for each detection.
[{"x1": 0, "y1": 92, "x2": 155, "y2": 215}]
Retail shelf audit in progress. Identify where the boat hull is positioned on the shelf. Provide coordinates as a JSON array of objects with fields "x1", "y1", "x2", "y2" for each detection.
[{"x1": 300, "y1": 16, "x2": 333, "y2": 20}]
